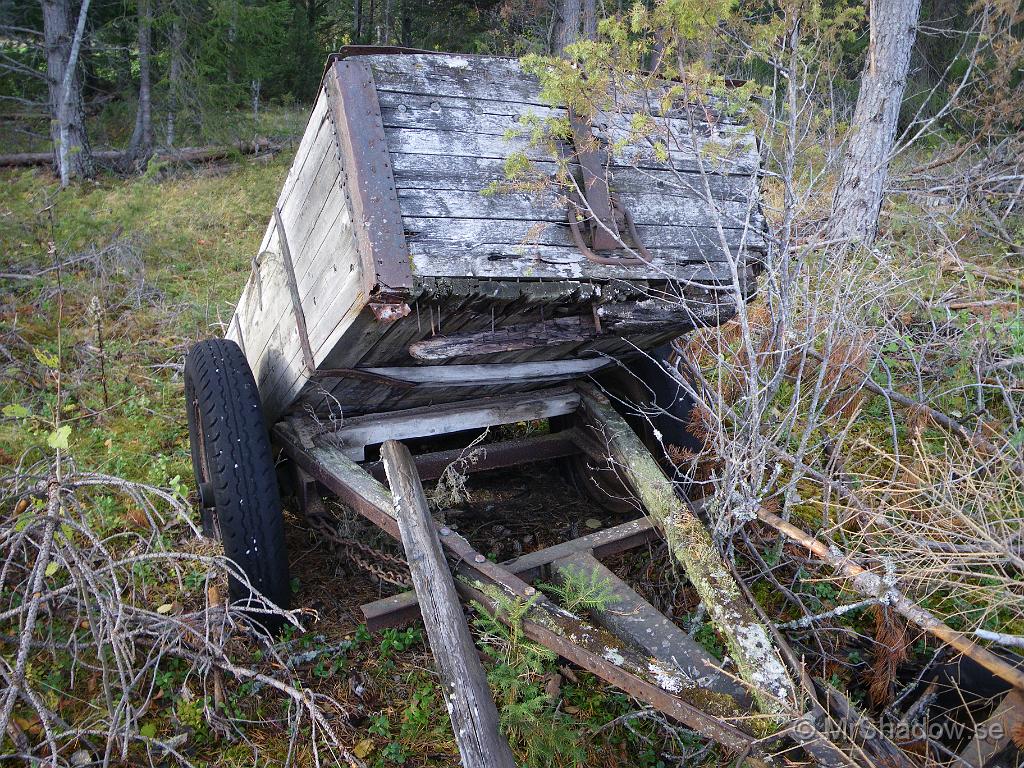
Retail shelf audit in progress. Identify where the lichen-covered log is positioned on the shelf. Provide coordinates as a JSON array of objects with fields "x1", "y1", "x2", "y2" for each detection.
[{"x1": 577, "y1": 384, "x2": 797, "y2": 716}]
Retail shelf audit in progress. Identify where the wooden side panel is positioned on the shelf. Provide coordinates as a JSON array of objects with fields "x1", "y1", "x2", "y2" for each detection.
[
  {"x1": 227, "y1": 87, "x2": 367, "y2": 420},
  {"x1": 363, "y1": 52, "x2": 767, "y2": 282}
]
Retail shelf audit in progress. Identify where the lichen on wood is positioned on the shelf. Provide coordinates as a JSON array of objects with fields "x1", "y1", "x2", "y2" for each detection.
[{"x1": 577, "y1": 383, "x2": 797, "y2": 717}]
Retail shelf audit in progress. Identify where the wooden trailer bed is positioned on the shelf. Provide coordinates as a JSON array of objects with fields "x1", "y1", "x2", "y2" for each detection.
[{"x1": 227, "y1": 48, "x2": 767, "y2": 421}]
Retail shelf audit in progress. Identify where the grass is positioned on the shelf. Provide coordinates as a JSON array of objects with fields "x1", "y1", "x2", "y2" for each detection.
[
  {"x1": 0, "y1": 154, "x2": 701, "y2": 768},
  {"x1": 0, "y1": 158, "x2": 286, "y2": 485}
]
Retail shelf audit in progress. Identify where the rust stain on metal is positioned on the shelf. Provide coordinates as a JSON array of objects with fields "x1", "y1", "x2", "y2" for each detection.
[
  {"x1": 324, "y1": 59, "x2": 414, "y2": 294},
  {"x1": 369, "y1": 301, "x2": 411, "y2": 323}
]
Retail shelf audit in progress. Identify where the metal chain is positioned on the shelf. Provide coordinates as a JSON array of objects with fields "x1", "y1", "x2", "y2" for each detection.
[{"x1": 304, "y1": 508, "x2": 412, "y2": 588}]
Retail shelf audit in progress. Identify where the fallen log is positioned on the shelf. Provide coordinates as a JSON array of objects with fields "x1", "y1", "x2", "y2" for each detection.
[{"x1": 0, "y1": 138, "x2": 283, "y2": 169}]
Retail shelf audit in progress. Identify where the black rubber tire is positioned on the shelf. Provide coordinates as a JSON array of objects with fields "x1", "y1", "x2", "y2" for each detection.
[{"x1": 184, "y1": 338, "x2": 289, "y2": 631}]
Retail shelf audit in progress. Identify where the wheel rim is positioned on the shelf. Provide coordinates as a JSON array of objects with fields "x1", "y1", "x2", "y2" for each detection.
[{"x1": 190, "y1": 395, "x2": 221, "y2": 539}]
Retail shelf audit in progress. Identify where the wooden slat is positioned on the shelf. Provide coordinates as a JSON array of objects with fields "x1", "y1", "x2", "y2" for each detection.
[
  {"x1": 330, "y1": 388, "x2": 581, "y2": 460},
  {"x1": 391, "y1": 153, "x2": 758, "y2": 200},
  {"x1": 360, "y1": 358, "x2": 609, "y2": 385},
  {"x1": 377, "y1": 90, "x2": 748, "y2": 143},
  {"x1": 381, "y1": 440, "x2": 516, "y2": 768},
  {"x1": 408, "y1": 243, "x2": 757, "y2": 281},
  {"x1": 397, "y1": 187, "x2": 760, "y2": 229},
  {"x1": 402, "y1": 216, "x2": 765, "y2": 252},
  {"x1": 366, "y1": 53, "x2": 742, "y2": 125},
  {"x1": 385, "y1": 125, "x2": 756, "y2": 176}
]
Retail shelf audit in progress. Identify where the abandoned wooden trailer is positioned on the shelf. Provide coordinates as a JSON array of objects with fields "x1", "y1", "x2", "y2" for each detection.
[
  {"x1": 184, "y1": 48, "x2": 891, "y2": 767},
  {"x1": 223, "y1": 48, "x2": 766, "y2": 423}
]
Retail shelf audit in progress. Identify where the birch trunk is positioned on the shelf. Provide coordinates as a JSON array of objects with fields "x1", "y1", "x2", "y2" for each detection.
[
  {"x1": 829, "y1": 0, "x2": 922, "y2": 248},
  {"x1": 42, "y1": 0, "x2": 93, "y2": 184}
]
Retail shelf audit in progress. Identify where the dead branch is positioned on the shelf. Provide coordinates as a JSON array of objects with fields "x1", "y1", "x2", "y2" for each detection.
[{"x1": 753, "y1": 504, "x2": 1024, "y2": 691}]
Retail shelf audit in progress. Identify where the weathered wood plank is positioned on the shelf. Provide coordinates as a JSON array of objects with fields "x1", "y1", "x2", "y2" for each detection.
[
  {"x1": 367, "y1": 53, "x2": 743, "y2": 125},
  {"x1": 230, "y1": 90, "x2": 334, "y2": 357},
  {"x1": 408, "y1": 243, "x2": 758, "y2": 281},
  {"x1": 326, "y1": 59, "x2": 413, "y2": 291},
  {"x1": 408, "y1": 316, "x2": 598, "y2": 361},
  {"x1": 238, "y1": 175, "x2": 354, "y2": 373},
  {"x1": 402, "y1": 216, "x2": 765, "y2": 253},
  {"x1": 391, "y1": 153, "x2": 758, "y2": 201},
  {"x1": 377, "y1": 90, "x2": 749, "y2": 144},
  {"x1": 331, "y1": 388, "x2": 581, "y2": 459},
  {"x1": 360, "y1": 358, "x2": 609, "y2": 385},
  {"x1": 385, "y1": 125, "x2": 757, "y2": 175},
  {"x1": 551, "y1": 550, "x2": 751, "y2": 706},
  {"x1": 577, "y1": 384, "x2": 797, "y2": 716},
  {"x1": 397, "y1": 187, "x2": 761, "y2": 229},
  {"x1": 381, "y1": 440, "x2": 516, "y2": 768}
]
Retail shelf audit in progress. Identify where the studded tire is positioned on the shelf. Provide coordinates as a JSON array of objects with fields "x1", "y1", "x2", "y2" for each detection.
[{"x1": 184, "y1": 338, "x2": 289, "y2": 630}]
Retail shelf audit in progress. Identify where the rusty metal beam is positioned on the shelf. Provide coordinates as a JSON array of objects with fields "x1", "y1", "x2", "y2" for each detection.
[{"x1": 324, "y1": 58, "x2": 413, "y2": 295}]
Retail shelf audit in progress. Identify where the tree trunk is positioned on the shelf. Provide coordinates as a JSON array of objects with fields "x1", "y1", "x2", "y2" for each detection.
[
  {"x1": 582, "y1": 0, "x2": 596, "y2": 41},
  {"x1": 353, "y1": 0, "x2": 362, "y2": 42},
  {"x1": 128, "y1": 0, "x2": 153, "y2": 166},
  {"x1": 829, "y1": 0, "x2": 922, "y2": 249},
  {"x1": 166, "y1": 10, "x2": 184, "y2": 147},
  {"x1": 380, "y1": 0, "x2": 391, "y2": 44},
  {"x1": 553, "y1": 0, "x2": 582, "y2": 54},
  {"x1": 41, "y1": 0, "x2": 93, "y2": 184},
  {"x1": 400, "y1": 0, "x2": 411, "y2": 47}
]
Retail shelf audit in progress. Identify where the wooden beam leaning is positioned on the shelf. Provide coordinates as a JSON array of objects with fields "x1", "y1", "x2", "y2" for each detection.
[
  {"x1": 576, "y1": 383, "x2": 798, "y2": 717},
  {"x1": 550, "y1": 550, "x2": 751, "y2": 707},
  {"x1": 381, "y1": 440, "x2": 516, "y2": 768}
]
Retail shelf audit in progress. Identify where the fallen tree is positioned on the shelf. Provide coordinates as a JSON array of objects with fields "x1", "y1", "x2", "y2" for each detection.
[{"x1": 0, "y1": 138, "x2": 283, "y2": 169}]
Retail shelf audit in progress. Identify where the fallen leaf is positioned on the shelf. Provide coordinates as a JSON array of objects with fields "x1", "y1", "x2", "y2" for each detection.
[
  {"x1": 156, "y1": 603, "x2": 173, "y2": 615},
  {"x1": 584, "y1": 517, "x2": 602, "y2": 530}
]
